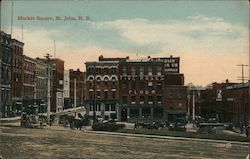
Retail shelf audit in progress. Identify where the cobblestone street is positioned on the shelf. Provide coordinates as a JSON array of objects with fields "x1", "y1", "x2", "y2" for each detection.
[{"x1": 1, "y1": 124, "x2": 249, "y2": 159}]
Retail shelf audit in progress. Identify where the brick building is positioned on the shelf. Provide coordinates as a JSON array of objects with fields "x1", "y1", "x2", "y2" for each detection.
[
  {"x1": 0, "y1": 31, "x2": 12, "y2": 117},
  {"x1": 85, "y1": 58, "x2": 121, "y2": 119},
  {"x1": 22, "y1": 55, "x2": 36, "y2": 108},
  {"x1": 84, "y1": 55, "x2": 187, "y2": 122},
  {"x1": 11, "y1": 39, "x2": 24, "y2": 116},
  {"x1": 35, "y1": 59, "x2": 47, "y2": 113},
  {"x1": 49, "y1": 58, "x2": 64, "y2": 112},
  {"x1": 118, "y1": 56, "x2": 187, "y2": 122},
  {"x1": 198, "y1": 80, "x2": 250, "y2": 125},
  {"x1": 64, "y1": 69, "x2": 85, "y2": 109},
  {"x1": 69, "y1": 69, "x2": 85, "y2": 108}
]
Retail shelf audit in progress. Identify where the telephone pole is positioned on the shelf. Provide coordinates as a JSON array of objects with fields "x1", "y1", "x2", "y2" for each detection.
[
  {"x1": 237, "y1": 64, "x2": 249, "y2": 84},
  {"x1": 45, "y1": 53, "x2": 52, "y2": 125}
]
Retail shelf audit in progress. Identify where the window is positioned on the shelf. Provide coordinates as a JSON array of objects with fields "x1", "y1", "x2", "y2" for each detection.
[
  {"x1": 131, "y1": 67, "x2": 136, "y2": 75},
  {"x1": 111, "y1": 67, "x2": 116, "y2": 74},
  {"x1": 157, "y1": 66, "x2": 162, "y2": 76},
  {"x1": 105, "y1": 105, "x2": 110, "y2": 111},
  {"x1": 111, "y1": 104, "x2": 115, "y2": 111},
  {"x1": 148, "y1": 66, "x2": 152, "y2": 76},
  {"x1": 122, "y1": 66, "x2": 127, "y2": 75},
  {"x1": 140, "y1": 96, "x2": 145, "y2": 104},
  {"x1": 122, "y1": 96, "x2": 128, "y2": 104},
  {"x1": 139, "y1": 66, "x2": 144, "y2": 76},
  {"x1": 148, "y1": 96, "x2": 153, "y2": 104},
  {"x1": 131, "y1": 96, "x2": 136, "y2": 104},
  {"x1": 156, "y1": 82, "x2": 162, "y2": 90},
  {"x1": 148, "y1": 82, "x2": 153, "y2": 87},
  {"x1": 97, "y1": 90, "x2": 101, "y2": 99},
  {"x1": 111, "y1": 77, "x2": 116, "y2": 86},
  {"x1": 96, "y1": 77, "x2": 101, "y2": 86},
  {"x1": 157, "y1": 96, "x2": 162, "y2": 104},
  {"x1": 104, "y1": 77, "x2": 109, "y2": 86},
  {"x1": 104, "y1": 67, "x2": 109, "y2": 74}
]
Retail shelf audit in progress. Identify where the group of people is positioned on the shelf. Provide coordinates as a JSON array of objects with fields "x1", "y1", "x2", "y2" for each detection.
[{"x1": 240, "y1": 124, "x2": 250, "y2": 137}]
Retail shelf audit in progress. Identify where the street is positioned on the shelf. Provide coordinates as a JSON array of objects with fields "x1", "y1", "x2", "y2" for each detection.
[{"x1": 1, "y1": 124, "x2": 249, "y2": 159}]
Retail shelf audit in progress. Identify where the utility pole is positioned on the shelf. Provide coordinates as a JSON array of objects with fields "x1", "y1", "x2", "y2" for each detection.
[
  {"x1": 237, "y1": 64, "x2": 249, "y2": 84},
  {"x1": 11, "y1": 0, "x2": 13, "y2": 37},
  {"x1": 93, "y1": 63, "x2": 96, "y2": 123},
  {"x1": 192, "y1": 91, "x2": 195, "y2": 125},
  {"x1": 187, "y1": 94, "x2": 190, "y2": 117},
  {"x1": 74, "y1": 78, "x2": 76, "y2": 108},
  {"x1": 237, "y1": 64, "x2": 250, "y2": 125},
  {"x1": 45, "y1": 53, "x2": 52, "y2": 125},
  {"x1": 54, "y1": 40, "x2": 56, "y2": 58},
  {"x1": 22, "y1": 24, "x2": 23, "y2": 42}
]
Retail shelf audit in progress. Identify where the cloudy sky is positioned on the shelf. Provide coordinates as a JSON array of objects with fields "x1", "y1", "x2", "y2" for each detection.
[{"x1": 1, "y1": 0, "x2": 249, "y2": 86}]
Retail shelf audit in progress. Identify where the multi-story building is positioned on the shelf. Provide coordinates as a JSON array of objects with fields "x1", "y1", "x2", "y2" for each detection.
[
  {"x1": 35, "y1": 59, "x2": 47, "y2": 113},
  {"x1": 84, "y1": 55, "x2": 187, "y2": 122},
  {"x1": 49, "y1": 58, "x2": 64, "y2": 112},
  {"x1": 11, "y1": 39, "x2": 24, "y2": 116},
  {"x1": 69, "y1": 69, "x2": 85, "y2": 108},
  {"x1": 22, "y1": 55, "x2": 36, "y2": 108},
  {"x1": 85, "y1": 56, "x2": 124, "y2": 119},
  {"x1": 198, "y1": 81, "x2": 250, "y2": 125},
  {"x1": 0, "y1": 31, "x2": 12, "y2": 117},
  {"x1": 118, "y1": 56, "x2": 187, "y2": 122}
]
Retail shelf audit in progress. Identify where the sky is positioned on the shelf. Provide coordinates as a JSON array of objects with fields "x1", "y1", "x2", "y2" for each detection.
[{"x1": 1, "y1": 0, "x2": 249, "y2": 86}]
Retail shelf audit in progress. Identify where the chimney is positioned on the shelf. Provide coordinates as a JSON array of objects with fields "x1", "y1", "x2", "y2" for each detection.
[{"x1": 99, "y1": 55, "x2": 103, "y2": 61}]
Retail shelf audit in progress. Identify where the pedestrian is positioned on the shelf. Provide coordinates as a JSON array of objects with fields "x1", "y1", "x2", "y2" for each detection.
[
  {"x1": 240, "y1": 123, "x2": 244, "y2": 134},
  {"x1": 246, "y1": 125, "x2": 249, "y2": 138}
]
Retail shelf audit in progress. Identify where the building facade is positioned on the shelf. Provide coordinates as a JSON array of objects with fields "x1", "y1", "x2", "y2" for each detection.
[
  {"x1": 69, "y1": 69, "x2": 85, "y2": 108},
  {"x1": 22, "y1": 55, "x2": 36, "y2": 108},
  {"x1": 11, "y1": 39, "x2": 24, "y2": 116},
  {"x1": 49, "y1": 58, "x2": 64, "y2": 112},
  {"x1": 0, "y1": 31, "x2": 12, "y2": 117},
  {"x1": 35, "y1": 59, "x2": 47, "y2": 113},
  {"x1": 84, "y1": 55, "x2": 187, "y2": 122},
  {"x1": 118, "y1": 56, "x2": 187, "y2": 122},
  {"x1": 85, "y1": 56, "x2": 123, "y2": 119},
  {"x1": 198, "y1": 81, "x2": 250, "y2": 125}
]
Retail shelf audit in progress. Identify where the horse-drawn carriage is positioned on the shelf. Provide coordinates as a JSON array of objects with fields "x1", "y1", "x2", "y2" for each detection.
[{"x1": 59, "y1": 113, "x2": 90, "y2": 130}]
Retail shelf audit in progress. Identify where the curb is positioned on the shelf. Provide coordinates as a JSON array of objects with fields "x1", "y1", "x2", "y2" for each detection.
[{"x1": 84, "y1": 130, "x2": 250, "y2": 146}]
